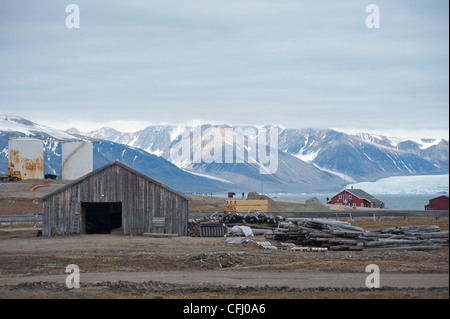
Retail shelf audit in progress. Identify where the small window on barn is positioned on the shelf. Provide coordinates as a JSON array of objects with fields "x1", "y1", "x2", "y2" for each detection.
[
  {"x1": 339, "y1": 195, "x2": 342, "y2": 199},
  {"x1": 349, "y1": 195, "x2": 352, "y2": 199}
]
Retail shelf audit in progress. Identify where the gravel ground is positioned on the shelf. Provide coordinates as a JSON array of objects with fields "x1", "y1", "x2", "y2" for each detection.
[{"x1": 0, "y1": 230, "x2": 448, "y2": 299}]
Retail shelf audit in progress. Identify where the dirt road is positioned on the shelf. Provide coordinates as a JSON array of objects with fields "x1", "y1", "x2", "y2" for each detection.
[{"x1": 1, "y1": 269, "x2": 448, "y2": 289}]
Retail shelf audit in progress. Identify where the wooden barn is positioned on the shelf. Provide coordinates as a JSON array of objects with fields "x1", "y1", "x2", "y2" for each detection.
[
  {"x1": 425, "y1": 195, "x2": 449, "y2": 211},
  {"x1": 41, "y1": 161, "x2": 189, "y2": 236},
  {"x1": 328, "y1": 188, "x2": 382, "y2": 208}
]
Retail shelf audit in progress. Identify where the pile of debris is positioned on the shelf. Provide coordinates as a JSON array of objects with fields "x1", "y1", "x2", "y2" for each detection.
[
  {"x1": 185, "y1": 251, "x2": 249, "y2": 268},
  {"x1": 266, "y1": 218, "x2": 449, "y2": 251},
  {"x1": 188, "y1": 212, "x2": 449, "y2": 252},
  {"x1": 187, "y1": 211, "x2": 283, "y2": 237},
  {"x1": 226, "y1": 237, "x2": 278, "y2": 250}
]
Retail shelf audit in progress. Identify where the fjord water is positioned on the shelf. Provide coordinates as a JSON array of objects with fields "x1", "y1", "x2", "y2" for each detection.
[
  {"x1": 214, "y1": 193, "x2": 447, "y2": 210},
  {"x1": 266, "y1": 193, "x2": 446, "y2": 211}
]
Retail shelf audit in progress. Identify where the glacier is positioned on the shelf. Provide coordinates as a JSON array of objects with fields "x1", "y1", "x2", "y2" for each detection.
[{"x1": 347, "y1": 174, "x2": 449, "y2": 194}]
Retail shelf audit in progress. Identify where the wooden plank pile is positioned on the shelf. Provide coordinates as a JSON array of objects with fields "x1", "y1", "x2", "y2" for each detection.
[
  {"x1": 216, "y1": 211, "x2": 283, "y2": 224},
  {"x1": 187, "y1": 219, "x2": 205, "y2": 237},
  {"x1": 266, "y1": 218, "x2": 449, "y2": 251}
]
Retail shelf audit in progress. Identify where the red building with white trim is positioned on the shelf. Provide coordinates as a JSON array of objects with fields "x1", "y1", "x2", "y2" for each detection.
[
  {"x1": 425, "y1": 195, "x2": 449, "y2": 211},
  {"x1": 328, "y1": 188, "x2": 383, "y2": 208}
]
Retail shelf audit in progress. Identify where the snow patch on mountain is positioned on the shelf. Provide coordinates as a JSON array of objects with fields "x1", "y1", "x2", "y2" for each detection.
[
  {"x1": 354, "y1": 132, "x2": 395, "y2": 147},
  {"x1": 182, "y1": 169, "x2": 233, "y2": 184},
  {"x1": 170, "y1": 125, "x2": 184, "y2": 142},
  {"x1": 295, "y1": 149, "x2": 320, "y2": 163},
  {"x1": 356, "y1": 131, "x2": 446, "y2": 150},
  {"x1": 313, "y1": 164, "x2": 356, "y2": 183},
  {"x1": 418, "y1": 138, "x2": 442, "y2": 150},
  {"x1": 1, "y1": 115, "x2": 74, "y2": 139}
]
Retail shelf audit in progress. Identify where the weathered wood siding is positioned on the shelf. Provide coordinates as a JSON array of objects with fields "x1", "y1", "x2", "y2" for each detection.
[{"x1": 42, "y1": 162, "x2": 189, "y2": 236}]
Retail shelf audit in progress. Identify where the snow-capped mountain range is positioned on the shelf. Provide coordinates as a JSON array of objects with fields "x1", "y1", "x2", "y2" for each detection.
[
  {"x1": 69, "y1": 123, "x2": 449, "y2": 180},
  {"x1": 1, "y1": 115, "x2": 448, "y2": 193}
]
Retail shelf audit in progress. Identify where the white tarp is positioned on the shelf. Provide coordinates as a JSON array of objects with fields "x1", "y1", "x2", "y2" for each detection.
[{"x1": 231, "y1": 225, "x2": 254, "y2": 237}]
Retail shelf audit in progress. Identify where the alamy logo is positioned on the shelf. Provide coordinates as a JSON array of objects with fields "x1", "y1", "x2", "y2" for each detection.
[
  {"x1": 65, "y1": 4, "x2": 80, "y2": 29},
  {"x1": 65, "y1": 264, "x2": 80, "y2": 289},
  {"x1": 170, "y1": 121, "x2": 279, "y2": 174},
  {"x1": 365, "y1": 264, "x2": 380, "y2": 288},
  {"x1": 365, "y1": 4, "x2": 380, "y2": 29}
]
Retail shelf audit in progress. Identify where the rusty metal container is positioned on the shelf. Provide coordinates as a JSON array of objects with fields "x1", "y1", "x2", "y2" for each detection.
[
  {"x1": 61, "y1": 141, "x2": 93, "y2": 180},
  {"x1": 8, "y1": 137, "x2": 44, "y2": 180}
]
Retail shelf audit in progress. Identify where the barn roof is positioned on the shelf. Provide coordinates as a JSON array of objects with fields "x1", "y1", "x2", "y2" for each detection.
[
  {"x1": 344, "y1": 188, "x2": 382, "y2": 204},
  {"x1": 41, "y1": 160, "x2": 190, "y2": 201},
  {"x1": 428, "y1": 195, "x2": 449, "y2": 201}
]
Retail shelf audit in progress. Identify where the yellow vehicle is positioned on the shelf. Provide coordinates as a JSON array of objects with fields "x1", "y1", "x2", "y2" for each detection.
[
  {"x1": 0, "y1": 169, "x2": 22, "y2": 182},
  {"x1": 9, "y1": 169, "x2": 22, "y2": 181}
]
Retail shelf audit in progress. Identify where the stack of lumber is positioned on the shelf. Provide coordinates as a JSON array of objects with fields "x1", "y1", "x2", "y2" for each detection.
[
  {"x1": 217, "y1": 211, "x2": 283, "y2": 224},
  {"x1": 187, "y1": 220, "x2": 201, "y2": 237},
  {"x1": 266, "y1": 218, "x2": 449, "y2": 251}
]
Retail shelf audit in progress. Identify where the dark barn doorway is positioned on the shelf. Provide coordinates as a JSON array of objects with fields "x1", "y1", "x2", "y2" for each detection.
[{"x1": 82, "y1": 202, "x2": 122, "y2": 234}]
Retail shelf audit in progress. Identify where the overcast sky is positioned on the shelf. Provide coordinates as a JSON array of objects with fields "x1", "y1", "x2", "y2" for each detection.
[{"x1": 0, "y1": 0, "x2": 448, "y2": 138}]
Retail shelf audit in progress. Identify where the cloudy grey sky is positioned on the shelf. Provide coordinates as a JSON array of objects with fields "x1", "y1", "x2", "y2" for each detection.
[{"x1": 0, "y1": 0, "x2": 448, "y2": 138}]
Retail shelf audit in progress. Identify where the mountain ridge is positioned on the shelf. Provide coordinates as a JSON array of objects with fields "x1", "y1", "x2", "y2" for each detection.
[
  {"x1": 1, "y1": 115, "x2": 448, "y2": 193},
  {"x1": 74, "y1": 122, "x2": 449, "y2": 182}
]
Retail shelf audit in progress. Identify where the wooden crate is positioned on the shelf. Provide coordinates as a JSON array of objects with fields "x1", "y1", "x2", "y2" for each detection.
[{"x1": 224, "y1": 199, "x2": 269, "y2": 212}]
